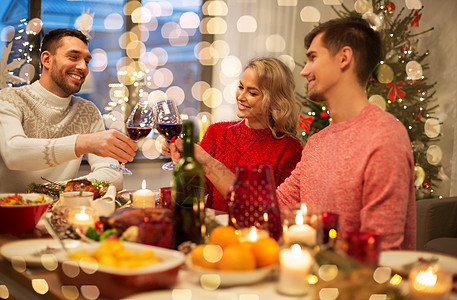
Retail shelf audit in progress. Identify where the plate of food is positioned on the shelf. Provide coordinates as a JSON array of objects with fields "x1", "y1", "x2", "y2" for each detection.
[
  {"x1": 379, "y1": 250, "x2": 457, "y2": 275},
  {"x1": 0, "y1": 238, "x2": 83, "y2": 267},
  {"x1": 54, "y1": 239, "x2": 185, "y2": 299}
]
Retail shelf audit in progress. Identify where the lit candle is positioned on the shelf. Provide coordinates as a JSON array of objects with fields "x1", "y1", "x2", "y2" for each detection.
[
  {"x1": 238, "y1": 226, "x2": 269, "y2": 243},
  {"x1": 409, "y1": 264, "x2": 452, "y2": 300},
  {"x1": 277, "y1": 244, "x2": 313, "y2": 296},
  {"x1": 68, "y1": 207, "x2": 95, "y2": 231},
  {"x1": 132, "y1": 180, "x2": 156, "y2": 208},
  {"x1": 283, "y1": 205, "x2": 317, "y2": 246}
]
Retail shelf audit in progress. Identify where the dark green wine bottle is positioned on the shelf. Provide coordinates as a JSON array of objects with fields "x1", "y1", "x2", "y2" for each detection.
[{"x1": 172, "y1": 120, "x2": 206, "y2": 248}]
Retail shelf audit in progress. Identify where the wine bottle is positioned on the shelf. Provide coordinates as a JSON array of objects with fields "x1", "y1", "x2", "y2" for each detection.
[{"x1": 172, "y1": 120, "x2": 206, "y2": 248}]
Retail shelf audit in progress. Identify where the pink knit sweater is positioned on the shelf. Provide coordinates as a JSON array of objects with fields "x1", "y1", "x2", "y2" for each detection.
[
  {"x1": 277, "y1": 105, "x2": 416, "y2": 250},
  {"x1": 200, "y1": 120, "x2": 303, "y2": 212}
]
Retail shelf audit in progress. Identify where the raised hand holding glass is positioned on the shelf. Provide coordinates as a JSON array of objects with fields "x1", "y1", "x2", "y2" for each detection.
[
  {"x1": 110, "y1": 101, "x2": 154, "y2": 175},
  {"x1": 154, "y1": 100, "x2": 182, "y2": 171}
]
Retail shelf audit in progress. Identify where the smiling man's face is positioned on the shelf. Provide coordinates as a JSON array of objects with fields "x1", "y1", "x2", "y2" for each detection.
[{"x1": 46, "y1": 36, "x2": 91, "y2": 97}]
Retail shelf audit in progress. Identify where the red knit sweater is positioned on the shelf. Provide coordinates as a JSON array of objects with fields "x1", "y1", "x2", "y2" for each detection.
[
  {"x1": 200, "y1": 120, "x2": 303, "y2": 212},
  {"x1": 277, "y1": 105, "x2": 416, "y2": 250}
]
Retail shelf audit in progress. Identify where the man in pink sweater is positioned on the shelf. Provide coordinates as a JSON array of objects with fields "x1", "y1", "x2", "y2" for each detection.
[
  {"x1": 276, "y1": 17, "x2": 415, "y2": 250},
  {"x1": 181, "y1": 17, "x2": 415, "y2": 251}
]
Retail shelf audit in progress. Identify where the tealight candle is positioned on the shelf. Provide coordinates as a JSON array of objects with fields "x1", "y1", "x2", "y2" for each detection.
[
  {"x1": 283, "y1": 205, "x2": 317, "y2": 246},
  {"x1": 68, "y1": 207, "x2": 95, "y2": 231},
  {"x1": 277, "y1": 244, "x2": 313, "y2": 296},
  {"x1": 132, "y1": 180, "x2": 156, "y2": 208},
  {"x1": 409, "y1": 264, "x2": 452, "y2": 300}
]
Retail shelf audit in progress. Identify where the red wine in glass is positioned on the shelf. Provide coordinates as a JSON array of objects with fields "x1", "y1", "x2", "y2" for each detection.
[
  {"x1": 155, "y1": 123, "x2": 182, "y2": 142},
  {"x1": 127, "y1": 127, "x2": 152, "y2": 141}
]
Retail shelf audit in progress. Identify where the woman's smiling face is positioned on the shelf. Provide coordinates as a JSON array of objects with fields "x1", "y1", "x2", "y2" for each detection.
[{"x1": 236, "y1": 67, "x2": 266, "y2": 129}]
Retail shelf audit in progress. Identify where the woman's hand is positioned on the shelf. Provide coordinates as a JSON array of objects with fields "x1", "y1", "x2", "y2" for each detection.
[{"x1": 163, "y1": 138, "x2": 182, "y2": 163}]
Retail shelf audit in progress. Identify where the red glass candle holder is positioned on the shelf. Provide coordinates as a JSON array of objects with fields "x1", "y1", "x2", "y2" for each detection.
[
  {"x1": 322, "y1": 211, "x2": 339, "y2": 245},
  {"x1": 344, "y1": 231, "x2": 381, "y2": 265},
  {"x1": 159, "y1": 187, "x2": 172, "y2": 209}
]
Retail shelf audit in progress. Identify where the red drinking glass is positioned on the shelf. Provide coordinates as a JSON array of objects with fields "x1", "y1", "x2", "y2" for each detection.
[{"x1": 227, "y1": 164, "x2": 282, "y2": 241}]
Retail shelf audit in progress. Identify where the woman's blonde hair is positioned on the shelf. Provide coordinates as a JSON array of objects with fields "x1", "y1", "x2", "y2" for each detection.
[{"x1": 245, "y1": 57, "x2": 300, "y2": 140}]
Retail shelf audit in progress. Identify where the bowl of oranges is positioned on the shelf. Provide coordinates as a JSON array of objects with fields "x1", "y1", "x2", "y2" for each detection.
[{"x1": 187, "y1": 225, "x2": 279, "y2": 287}]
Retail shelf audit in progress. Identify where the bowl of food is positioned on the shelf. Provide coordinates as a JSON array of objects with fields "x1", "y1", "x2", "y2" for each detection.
[
  {"x1": 0, "y1": 193, "x2": 53, "y2": 234},
  {"x1": 55, "y1": 239, "x2": 185, "y2": 299}
]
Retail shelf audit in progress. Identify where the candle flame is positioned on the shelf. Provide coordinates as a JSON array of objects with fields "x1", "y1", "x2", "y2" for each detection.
[
  {"x1": 413, "y1": 266, "x2": 438, "y2": 290},
  {"x1": 295, "y1": 210, "x2": 304, "y2": 225},
  {"x1": 300, "y1": 203, "x2": 308, "y2": 215},
  {"x1": 248, "y1": 227, "x2": 258, "y2": 241},
  {"x1": 75, "y1": 209, "x2": 90, "y2": 221},
  {"x1": 263, "y1": 212, "x2": 268, "y2": 222},
  {"x1": 291, "y1": 244, "x2": 302, "y2": 258},
  {"x1": 142, "y1": 179, "x2": 147, "y2": 190}
]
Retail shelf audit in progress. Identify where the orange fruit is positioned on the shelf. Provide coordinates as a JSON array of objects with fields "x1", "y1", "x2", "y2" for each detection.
[
  {"x1": 191, "y1": 244, "x2": 219, "y2": 269},
  {"x1": 217, "y1": 243, "x2": 256, "y2": 271},
  {"x1": 209, "y1": 225, "x2": 239, "y2": 249},
  {"x1": 251, "y1": 237, "x2": 279, "y2": 267}
]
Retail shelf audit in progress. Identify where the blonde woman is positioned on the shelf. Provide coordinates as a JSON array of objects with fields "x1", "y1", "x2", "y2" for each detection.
[{"x1": 165, "y1": 57, "x2": 303, "y2": 212}]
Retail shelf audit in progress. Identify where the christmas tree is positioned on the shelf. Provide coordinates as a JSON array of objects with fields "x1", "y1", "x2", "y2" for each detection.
[{"x1": 297, "y1": 0, "x2": 441, "y2": 199}]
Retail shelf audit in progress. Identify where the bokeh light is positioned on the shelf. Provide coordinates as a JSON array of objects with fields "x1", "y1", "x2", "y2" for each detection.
[
  {"x1": 368, "y1": 94, "x2": 386, "y2": 110},
  {"x1": 200, "y1": 274, "x2": 221, "y2": 291},
  {"x1": 126, "y1": 40, "x2": 146, "y2": 59},
  {"x1": 0, "y1": 285, "x2": 9, "y2": 299},
  {"x1": 180, "y1": 12, "x2": 200, "y2": 29},
  {"x1": 148, "y1": 90, "x2": 167, "y2": 105},
  {"x1": 405, "y1": 0, "x2": 422, "y2": 9},
  {"x1": 90, "y1": 49, "x2": 108, "y2": 72},
  {"x1": 192, "y1": 81, "x2": 211, "y2": 101},
  {"x1": 300, "y1": 6, "x2": 321, "y2": 22},
  {"x1": 323, "y1": 0, "x2": 343, "y2": 4},
  {"x1": 132, "y1": 25, "x2": 150, "y2": 42},
  {"x1": 203, "y1": 0, "x2": 228, "y2": 16},
  {"x1": 171, "y1": 289, "x2": 192, "y2": 299},
  {"x1": 26, "y1": 18, "x2": 42, "y2": 35},
  {"x1": 1, "y1": 25, "x2": 15, "y2": 42},
  {"x1": 277, "y1": 0, "x2": 297, "y2": 6},
  {"x1": 159, "y1": 1, "x2": 173, "y2": 16},
  {"x1": 119, "y1": 31, "x2": 138, "y2": 49},
  {"x1": 376, "y1": 64, "x2": 394, "y2": 84},
  {"x1": 202, "y1": 17, "x2": 227, "y2": 34},
  {"x1": 131, "y1": 6, "x2": 152, "y2": 23},
  {"x1": 406, "y1": 61, "x2": 423, "y2": 80},
  {"x1": 220, "y1": 56, "x2": 242, "y2": 78},
  {"x1": 124, "y1": 1, "x2": 141, "y2": 15},
  {"x1": 279, "y1": 54, "x2": 295, "y2": 71},
  {"x1": 211, "y1": 40, "x2": 230, "y2": 59},
  {"x1": 31, "y1": 279, "x2": 49, "y2": 295},
  {"x1": 41, "y1": 254, "x2": 58, "y2": 271},
  {"x1": 319, "y1": 288, "x2": 339, "y2": 300},
  {"x1": 61, "y1": 285, "x2": 79, "y2": 299},
  {"x1": 166, "y1": 86, "x2": 185, "y2": 105},
  {"x1": 153, "y1": 68, "x2": 173, "y2": 88},
  {"x1": 150, "y1": 47, "x2": 168, "y2": 66},
  {"x1": 141, "y1": 138, "x2": 161, "y2": 159},
  {"x1": 266, "y1": 34, "x2": 286, "y2": 52},
  {"x1": 80, "y1": 285, "x2": 100, "y2": 300},
  {"x1": 19, "y1": 63, "x2": 35, "y2": 83},
  {"x1": 104, "y1": 13, "x2": 124, "y2": 30},
  {"x1": 202, "y1": 88, "x2": 223, "y2": 108},
  {"x1": 223, "y1": 81, "x2": 238, "y2": 104},
  {"x1": 237, "y1": 15, "x2": 257, "y2": 33},
  {"x1": 373, "y1": 267, "x2": 391, "y2": 284}
]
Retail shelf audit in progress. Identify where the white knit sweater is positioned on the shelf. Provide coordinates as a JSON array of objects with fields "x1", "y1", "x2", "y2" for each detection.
[{"x1": 0, "y1": 81, "x2": 123, "y2": 192}]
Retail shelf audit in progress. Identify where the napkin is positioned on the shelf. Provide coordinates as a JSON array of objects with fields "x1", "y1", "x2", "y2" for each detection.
[{"x1": 91, "y1": 185, "x2": 116, "y2": 217}]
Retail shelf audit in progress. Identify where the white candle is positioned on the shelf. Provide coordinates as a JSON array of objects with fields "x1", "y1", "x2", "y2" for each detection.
[
  {"x1": 132, "y1": 180, "x2": 156, "y2": 208},
  {"x1": 283, "y1": 208, "x2": 317, "y2": 246},
  {"x1": 277, "y1": 244, "x2": 313, "y2": 296}
]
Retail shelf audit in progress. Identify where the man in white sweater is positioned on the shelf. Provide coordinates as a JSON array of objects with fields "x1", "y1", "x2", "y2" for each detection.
[{"x1": 0, "y1": 29, "x2": 137, "y2": 192}]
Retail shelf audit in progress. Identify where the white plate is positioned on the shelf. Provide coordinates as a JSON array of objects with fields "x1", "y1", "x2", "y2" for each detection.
[
  {"x1": 0, "y1": 239, "x2": 82, "y2": 267},
  {"x1": 379, "y1": 250, "x2": 457, "y2": 274},
  {"x1": 185, "y1": 255, "x2": 276, "y2": 287}
]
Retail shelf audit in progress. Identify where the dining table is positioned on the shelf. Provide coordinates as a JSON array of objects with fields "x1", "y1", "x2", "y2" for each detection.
[{"x1": 1, "y1": 218, "x2": 457, "y2": 300}]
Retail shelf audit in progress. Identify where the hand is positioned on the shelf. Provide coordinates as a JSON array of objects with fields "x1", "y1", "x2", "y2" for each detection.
[
  {"x1": 75, "y1": 129, "x2": 138, "y2": 163},
  {"x1": 168, "y1": 138, "x2": 183, "y2": 163}
]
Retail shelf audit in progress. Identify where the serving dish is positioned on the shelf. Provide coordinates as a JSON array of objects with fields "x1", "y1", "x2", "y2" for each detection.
[
  {"x1": 55, "y1": 241, "x2": 185, "y2": 299},
  {"x1": 379, "y1": 250, "x2": 457, "y2": 274},
  {"x1": 185, "y1": 255, "x2": 276, "y2": 287},
  {"x1": 0, "y1": 193, "x2": 53, "y2": 234}
]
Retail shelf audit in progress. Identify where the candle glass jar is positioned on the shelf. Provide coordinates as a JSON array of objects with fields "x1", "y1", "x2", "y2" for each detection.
[
  {"x1": 408, "y1": 262, "x2": 452, "y2": 300},
  {"x1": 227, "y1": 164, "x2": 282, "y2": 241},
  {"x1": 282, "y1": 205, "x2": 323, "y2": 248},
  {"x1": 67, "y1": 206, "x2": 97, "y2": 234},
  {"x1": 277, "y1": 244, "x2": 314, "y2": 296}
]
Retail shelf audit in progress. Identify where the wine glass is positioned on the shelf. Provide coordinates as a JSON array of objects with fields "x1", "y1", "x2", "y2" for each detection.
[
  {"x1": 154, "y1": 99, "x2": 183, "y2": 171},
  {"x1": 110, "y1": 101, "x2": 154, "y2": 175}
]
